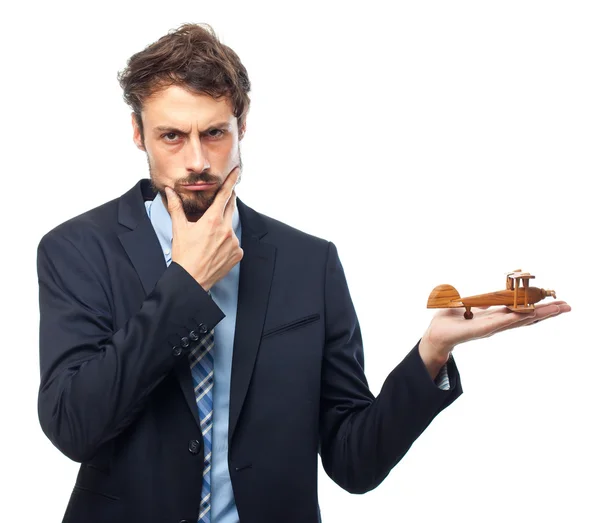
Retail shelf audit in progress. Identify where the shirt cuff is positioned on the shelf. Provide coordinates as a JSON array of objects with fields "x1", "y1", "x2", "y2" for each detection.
[{"x1": 435, "y1": 363, "x2": 450, "y2": 390}]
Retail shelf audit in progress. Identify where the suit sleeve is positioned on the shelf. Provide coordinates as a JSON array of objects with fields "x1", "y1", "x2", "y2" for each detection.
[
  {"x1": 37, "y1": 230, "x2": 224, "y2": 463},
  {"x1": 318, "y1": 241, "x2": 462, "y2": 494}
]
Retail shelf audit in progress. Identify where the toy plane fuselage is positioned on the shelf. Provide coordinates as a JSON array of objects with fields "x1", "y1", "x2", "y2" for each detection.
[{"x1": 427, "y1": 271, "x2": 556, "y2": 319}]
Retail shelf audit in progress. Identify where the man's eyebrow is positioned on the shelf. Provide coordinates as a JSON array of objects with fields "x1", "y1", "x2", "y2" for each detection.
[{"x1": 153, "y1": 122, "x2": 231, "y2": 133}]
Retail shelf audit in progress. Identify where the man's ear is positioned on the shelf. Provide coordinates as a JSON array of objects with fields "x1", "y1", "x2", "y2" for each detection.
[
  {"x1": 131, "y1": 113, "x2": 145, "y2": 151},
  {"x1": 239, "y1": 120, "x2": 247, "y2": 140}
]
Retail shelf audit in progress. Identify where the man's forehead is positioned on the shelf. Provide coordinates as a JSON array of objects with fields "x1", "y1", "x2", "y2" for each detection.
[{"x1": 142, "y1": 84, "x2": 235, "y2": 126}]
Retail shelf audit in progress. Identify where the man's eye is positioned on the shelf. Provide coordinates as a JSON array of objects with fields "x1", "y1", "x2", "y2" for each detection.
[
  {"x1": 206, "y1": 129, "x2": 225, "y2": 139},
  {"x1": 163, "y1": 132, "x2": 179, "y2": 142}
]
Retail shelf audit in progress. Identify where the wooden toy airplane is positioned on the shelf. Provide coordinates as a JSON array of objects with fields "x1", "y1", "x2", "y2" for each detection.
[{"x1": 427, "y1": 270, "x2": 556, "y2": 319}]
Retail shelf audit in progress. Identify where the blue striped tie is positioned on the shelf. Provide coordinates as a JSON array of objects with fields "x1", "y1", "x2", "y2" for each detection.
[{"x1": 189, "y1": 321, "x2": 215, "y2": 523}]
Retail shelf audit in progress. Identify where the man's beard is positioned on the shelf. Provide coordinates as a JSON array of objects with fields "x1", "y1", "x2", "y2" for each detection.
[{"x1": 148, "y1": 153, "x2": 242, "y2": 220}]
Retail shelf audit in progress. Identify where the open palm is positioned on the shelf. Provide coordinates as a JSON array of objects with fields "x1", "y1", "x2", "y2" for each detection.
[{"x1": 423, "y1": 300, "x2": 572, "y2": 354}]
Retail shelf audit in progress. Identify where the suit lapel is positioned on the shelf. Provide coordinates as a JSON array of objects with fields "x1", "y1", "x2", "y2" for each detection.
[
  {"x1": 118, "y1": 217, "x2": 167, "y2": 296},
  {"x1": 117, "y1": 180, "x2": 167, "y2": 296},
  {"x1": 228, "y1": 201, "x2": 276, "y2": 444}
]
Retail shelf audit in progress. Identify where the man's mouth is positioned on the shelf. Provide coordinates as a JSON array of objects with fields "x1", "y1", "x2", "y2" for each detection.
[{"x1": 181, "y1": 182, "x2": 217, "y2": 191}]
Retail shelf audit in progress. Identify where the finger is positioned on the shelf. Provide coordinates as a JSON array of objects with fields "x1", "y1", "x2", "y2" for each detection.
[
  {"x1": 212, "y1": 167, "x2": 240, "y2": 216},
  {"x1": 534, "y1": 300, "x2": 567, "y2": 310},
  {"x1": 522, "y1": 302, "x2": 571, "y2": 320},
  {"x1": 223, "y1": 189, "x2": 236, "y2": 225},
  {"x1": 462, "y1": 301, "x2": 570, "y2": 342},
  {"x1": 528, "y1": 303, "x2": 571, "y2": 325},
  {"x1": 496, "y1": 304, "x2": 568, "y2": 333},
  {"x1": 164, "y1": 186, "x2": 187, "y2": 229}
]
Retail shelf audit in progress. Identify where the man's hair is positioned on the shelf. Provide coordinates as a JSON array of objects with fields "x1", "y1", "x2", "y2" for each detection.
[{"x1": 117, "y1": 23, "x2": 251, "y2": 141}]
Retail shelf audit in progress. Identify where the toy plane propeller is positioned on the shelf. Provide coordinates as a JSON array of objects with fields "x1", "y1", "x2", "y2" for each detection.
[{"x1": 427, "y1": 269, "x2": 556, "y2": 319}]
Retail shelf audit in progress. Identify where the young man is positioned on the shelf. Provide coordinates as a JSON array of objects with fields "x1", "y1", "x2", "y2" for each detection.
[{"x1": 37, "y1": 23, "x2": 570, "y2": 523}]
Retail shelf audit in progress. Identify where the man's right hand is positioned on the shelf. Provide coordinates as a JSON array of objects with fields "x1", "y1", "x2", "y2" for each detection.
[{"x1": 165, "y1": 167, "x2": 243, "y2": 291}]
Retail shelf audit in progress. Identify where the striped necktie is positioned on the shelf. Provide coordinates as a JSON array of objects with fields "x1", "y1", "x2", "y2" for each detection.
[{"x1": 189, "y1": 319, "x2": 215, "y2": 523}]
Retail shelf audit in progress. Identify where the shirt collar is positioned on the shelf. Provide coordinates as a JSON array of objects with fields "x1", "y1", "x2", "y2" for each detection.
[{"x1": 147, "y1": 190, "x2": 242, "y2": 250}]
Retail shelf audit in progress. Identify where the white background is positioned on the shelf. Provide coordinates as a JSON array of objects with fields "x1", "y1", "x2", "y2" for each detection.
[{"x1": 1, "y1": 1, "x2": 598, "y2": 521}]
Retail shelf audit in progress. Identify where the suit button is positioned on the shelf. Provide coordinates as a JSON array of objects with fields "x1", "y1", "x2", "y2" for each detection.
[
  {"x1": 198, "y1": 323, "x2": 208, "y2": 334},
  {"x1": 179, "y1": 520, "x2": 190, "y2": 523},
  {"x1": 172, "y1": 346, "x2": 182, "y2": 357},
  {"x1": 188, "y1": 439, "x2": 201, "y2": 455},
  {"x1": 180, "y1": 337, "x2": 190, "y2": 348},
  {"x1": 189, "y1": 330, "x2": 199, "y2": 341}
]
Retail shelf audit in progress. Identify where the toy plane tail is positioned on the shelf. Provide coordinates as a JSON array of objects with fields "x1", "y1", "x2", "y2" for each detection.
[{"x1": 427, "y1": 284, "x2": 463, "y2": 308}]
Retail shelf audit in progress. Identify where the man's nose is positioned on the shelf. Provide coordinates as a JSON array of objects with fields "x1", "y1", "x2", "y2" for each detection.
[{"x1": 185, "y1": 136, "x2": 210, "y2": 172}]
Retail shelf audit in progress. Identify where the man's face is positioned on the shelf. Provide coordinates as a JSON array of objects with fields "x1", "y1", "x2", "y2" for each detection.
[{"x1": 132, "y1": 84, "x2": 244, "y2": 220}]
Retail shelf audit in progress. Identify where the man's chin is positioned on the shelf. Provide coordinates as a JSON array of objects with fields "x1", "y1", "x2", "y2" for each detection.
[{"x1": 180, "y1": 194, "x2": 215, "y2": 218}]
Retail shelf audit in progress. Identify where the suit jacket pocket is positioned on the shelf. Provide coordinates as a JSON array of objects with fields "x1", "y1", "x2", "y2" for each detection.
[
  {"x1": 73, "y1": 485, "x2": 120, "y2": 501},
  {"x1": 262, "y1": 313, "x2": 320, "y2": 339}
]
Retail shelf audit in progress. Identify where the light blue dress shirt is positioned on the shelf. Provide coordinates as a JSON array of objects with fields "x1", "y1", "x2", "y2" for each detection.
[{"x1": 145, "y1": 192, "x2": 241, "y2": 523}]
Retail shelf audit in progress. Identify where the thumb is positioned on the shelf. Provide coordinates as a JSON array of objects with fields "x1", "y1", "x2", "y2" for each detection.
[{"x1": 164, "y1": 187, "x2": 186, "y2": 228}]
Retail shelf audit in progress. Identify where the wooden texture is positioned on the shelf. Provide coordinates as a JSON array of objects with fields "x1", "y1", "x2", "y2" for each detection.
[{"x1": 427, "y1": 271, "x2": 556, "y2": 319}]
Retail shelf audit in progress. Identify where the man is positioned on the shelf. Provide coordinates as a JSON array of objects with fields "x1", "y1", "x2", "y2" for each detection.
[{"x1": 37, "y1": 23, "x2": 570, "y2": 523}]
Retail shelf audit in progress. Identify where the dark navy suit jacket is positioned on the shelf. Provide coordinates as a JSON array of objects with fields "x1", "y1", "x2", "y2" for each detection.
[{"x1": 37, "y1": 179, "x2": 462, "y2": 523}]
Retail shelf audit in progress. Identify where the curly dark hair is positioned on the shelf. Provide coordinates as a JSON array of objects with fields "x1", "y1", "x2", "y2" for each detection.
[{"x1": 117, "y1": 23, "x2": 251, "y2": 141}]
